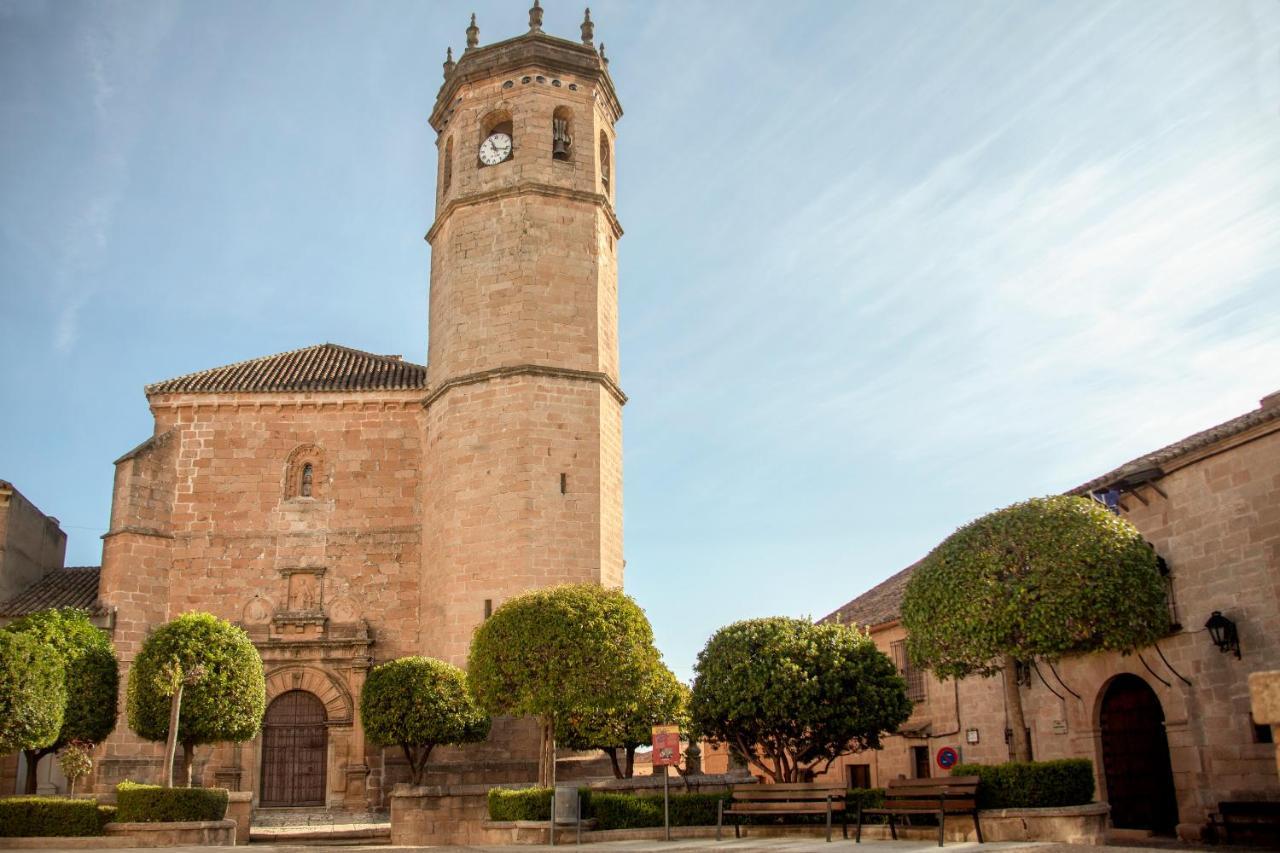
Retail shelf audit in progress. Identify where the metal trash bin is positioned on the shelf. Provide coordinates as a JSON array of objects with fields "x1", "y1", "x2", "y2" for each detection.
[{"x1": 551, "y1": 783, "x2": 581, "y2": 845}]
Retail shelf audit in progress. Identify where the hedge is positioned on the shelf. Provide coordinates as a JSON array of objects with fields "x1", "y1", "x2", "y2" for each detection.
[
  {"x1": 488, "y1": 787, "x2": 886, "y2": 829},
  {"x1": 951, "y1": 759, "x2": 1094, "y2": 809},
  {"x1": 0, "y1": 797, "x2": 104, "y2": 837},
  {"x1": 115, "y1": 781, "x2": 229, "y2": 823}
]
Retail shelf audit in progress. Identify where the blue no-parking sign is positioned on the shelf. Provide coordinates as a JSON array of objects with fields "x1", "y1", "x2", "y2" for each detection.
[{"x1": 936, "y1": 746, "x2": 959, "y2": 770}]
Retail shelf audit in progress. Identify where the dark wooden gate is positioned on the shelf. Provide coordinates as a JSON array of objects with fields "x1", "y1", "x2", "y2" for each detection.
[
  {"x1": 260, "y1": 690, "x2": 327, "y2": 807},
  {"x1": 1100, "y1": 674, "x2": 1178, "y2": 833}
]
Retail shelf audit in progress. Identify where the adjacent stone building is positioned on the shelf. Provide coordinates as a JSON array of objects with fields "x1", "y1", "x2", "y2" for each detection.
[
  {"x1": 1, "y1": 9, "x2": 626, "y2": 808},
  {"x1": 814, "y1": 390, "x2": 1280, "y2": 839}
]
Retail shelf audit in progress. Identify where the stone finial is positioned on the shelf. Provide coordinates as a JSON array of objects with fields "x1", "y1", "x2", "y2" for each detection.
[
  {"x1": 442, "y1": 47, "x2": 456, "y2": 79},
  {"x1": 598, "y1": 42, "x2": 609, "y2": 66},
  {"x1": 580, "y1": 8, "x2": 594, "y2": 45},
  {"x1": 466, "y1": 13, "x2": 479, "y2": 49},
  {"x1": 529, "y1": 0, "x2": 544, "y2": 33}
]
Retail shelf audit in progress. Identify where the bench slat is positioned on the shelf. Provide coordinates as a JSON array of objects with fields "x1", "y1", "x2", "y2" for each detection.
[
  {"x1": 732, "y1": 791, "x2": 844, "y2": 801},
  {"x1": 728, "y1": 804, "x2": 846, "y2": 814}
]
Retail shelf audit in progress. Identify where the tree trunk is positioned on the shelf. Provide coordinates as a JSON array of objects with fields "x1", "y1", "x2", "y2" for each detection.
[
  {"x1": 163, "y1": 681, "x2": 184, "y2": 788},
  {"x1": 22, "y1": 747, "x2": 50, "y2": 795},
  {"x1": 1003, "y1": 654, "x2": 1032, "y2": 762},
  {"x1": 624, "y1": 745, "x2": 636, "y2": 779},
  {"x1": 402, "y1": 744, "x2": 434, "y2": 786},
  {"x1": 605, "y1": 747, "x2": 623, "y2": 780},
  {"x1": 181, "y1": 742, "x2": 195, "y2": 787},
  {"x1": 537, "y1": 716, "x2": 555, "y2": 789}
]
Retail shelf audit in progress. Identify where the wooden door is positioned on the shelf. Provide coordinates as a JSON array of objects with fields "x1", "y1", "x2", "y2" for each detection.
[
  {"x1": 260, "y1": 690, "x2": 327, "y2": 807},
  {"x1": 1100, "y1": 674, "x2": 1178, "y2": 833}
]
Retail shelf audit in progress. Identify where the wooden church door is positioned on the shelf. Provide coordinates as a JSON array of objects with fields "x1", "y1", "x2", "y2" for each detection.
[
  {"x1": 260, "y1": 690, "x2": 327, "y2": 807},
  {"x1": 1100, "y1": 674, "x2": 1178, "y2": 833}
]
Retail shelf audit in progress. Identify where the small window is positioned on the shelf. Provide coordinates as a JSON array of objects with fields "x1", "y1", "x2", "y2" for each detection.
[
  {"x1": 552, "y1": 106, "x2": 573, "y2": 161},
  {"x1": 284, "y1": 444, "x2": 324, "y2": 500},
  {"x1": 892, "y1": 640, "x2": 926, "y2": 703},
  {"x1": 599, "y1": 131, "x2": 610, "y2": 191},
  {"x1": 1253, "y1": 714, "x2": 1275, "y2": 744},
  {"x1": 443, "y1": 137, "x2": 454, "y2": 193},
  {"x1": 300, "y1": 464, "x2": 313, "y2": 497}
]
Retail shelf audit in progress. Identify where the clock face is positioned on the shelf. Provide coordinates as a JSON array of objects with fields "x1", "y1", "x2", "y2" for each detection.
[{"x1": 479, "y1": 132, "x2": 513, "y2": 166}]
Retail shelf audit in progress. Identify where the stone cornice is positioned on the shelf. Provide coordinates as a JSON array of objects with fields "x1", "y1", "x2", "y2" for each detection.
[
  {"x1": 102, "y1": 526, "x2": 174, "y2": 541},
  {"x1": 430, "y1": 32, "x2": 621, "y2": 131},
  {"x1": 423, "y1": 363, "x2": 627, "y2": 409},
  {"x1": 147, "y1": 393, "x2": 424, "y2": 415},
  {"x1": 426, "y1": 181, "x2": 622, "y2": 245}
]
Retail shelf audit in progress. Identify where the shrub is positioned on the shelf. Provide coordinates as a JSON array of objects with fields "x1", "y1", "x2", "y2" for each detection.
[
  {"x1": 115, "y1": 781, "x2": 229, "y2": 822},
  {"x1": 0, "y1": 630, "x2": 66, "y2": 755},
  {"x1": 97, "y1": 805, "x2": 117, "y2": 830},
  {"x1": 847, "y1": 787, "x2": 886, "y2": 812},
  {"x1": 0, "y1": 797, "x2": 103, "y2": 837},
  {"x1": 951, "y1": 759, "x2": 1094, "y2": 809},
  {"x1": 488, "y1": 786, "x2": 554, "y2": 821},
  {"x1": 586, "y1": 791, "x2": 734, "y2": 829}
]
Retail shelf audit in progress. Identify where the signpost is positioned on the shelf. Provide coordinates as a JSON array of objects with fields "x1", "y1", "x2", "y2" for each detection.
[
  {"x1": 652, "y1": 725, "x2": 681, "y2": 841},
  {"x1": 936, "y1": 745, "x2": 959, "y2": 771}
]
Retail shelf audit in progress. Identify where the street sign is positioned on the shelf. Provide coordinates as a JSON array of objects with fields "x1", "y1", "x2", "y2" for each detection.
[
  {"x1": 652, "y1": 724, "x2": 680, "y2": 767},
  {"x1": 936, "y1": 746, "x2": 959, "y2": 770}
]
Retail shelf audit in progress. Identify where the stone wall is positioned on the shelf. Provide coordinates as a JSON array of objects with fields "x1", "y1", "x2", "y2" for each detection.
[{"x1": 0, "y1": 480, "x2": 66, "y2": 604}]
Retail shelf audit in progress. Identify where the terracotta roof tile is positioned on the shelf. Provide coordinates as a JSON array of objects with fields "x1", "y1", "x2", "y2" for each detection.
[
  {"x1": 819, "y1": 562, "x2": 919, "y2": 630},
  {"x1": 1070, "y1": 392, "x2": 1280, "y2": 495},
  {"x1": 146, "y1": 344, "x2": 427, "y2": 395},
  {"x1": 0, "y1": 567, "x2": 103, "y2": 617},
  {"x1": 823, "y1": 391, "x2": 1280, "y2": 631}
]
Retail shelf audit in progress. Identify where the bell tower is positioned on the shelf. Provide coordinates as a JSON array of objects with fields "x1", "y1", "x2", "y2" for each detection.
[{"x1": 422, "y1": 4, "x2": 624, "y2": 666}]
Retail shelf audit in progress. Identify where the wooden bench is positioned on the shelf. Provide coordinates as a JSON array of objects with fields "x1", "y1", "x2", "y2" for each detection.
[
  {"x1": 716, "y1": 783, "x2": 848, "y2": 842},
  {"x1": 855, "y1": 776, "x2": 982, "y2": 847},
  {"x1": 1208, "y1": 801, "x2": 1280, "y2": 845}
]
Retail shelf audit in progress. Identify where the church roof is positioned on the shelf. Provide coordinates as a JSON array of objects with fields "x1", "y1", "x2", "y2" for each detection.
[
  {"x1": 820, "y1": 390, "x2": 1280, "y2": 632},
  {"x1": 145, "y1": 344, "x2": 428, "y2": 395},
  {"x1": 0, "y1": 567, "x2": 104, "y2": 617}
]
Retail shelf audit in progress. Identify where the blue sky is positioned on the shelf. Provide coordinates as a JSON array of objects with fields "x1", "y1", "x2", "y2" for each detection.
[{"x1": 2, "y1": 1, "x2": 1278, "y2": 681}]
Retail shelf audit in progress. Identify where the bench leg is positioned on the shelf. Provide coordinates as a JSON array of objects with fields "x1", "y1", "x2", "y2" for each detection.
[
  {"x1": 855, "y1": 806, "x2": 863, "y2": 844},
  {"x1": 889, "y1": 814, "x2": 897, "y2": 841},
  {"x1": 938, "y1": 809, "x2": 945, "y2": 847},
  {"x1": 973, "y1": 810, "x2": 983, "y2": 844},
  {"x1": 826, "y1": 799, "x2": 833, "y2": 843},
  {"x1": 716, "y1": 800, "x2": 722, "y2": 842},
  {"x1": 735, "y1": 816, "x2": 740, "y2": 839},
  {"x1": 843, "y1": 807, "x2": 849, "y2": 839}
]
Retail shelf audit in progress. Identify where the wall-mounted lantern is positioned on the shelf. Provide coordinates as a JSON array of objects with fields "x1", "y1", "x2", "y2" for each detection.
[{"x1": 1204, "y1": 611, "x2": 1240, "y2": 659}]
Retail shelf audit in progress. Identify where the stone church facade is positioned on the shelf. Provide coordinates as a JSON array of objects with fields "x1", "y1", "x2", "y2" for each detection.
[{"x1": 77, "y1": 10, "x2": 624, "y2": 808}]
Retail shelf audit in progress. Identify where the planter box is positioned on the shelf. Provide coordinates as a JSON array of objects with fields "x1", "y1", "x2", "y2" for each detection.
[
  {"x1": 104, "y1": 819, "x2": 236, "y2": 847},
  {"x1": 978, "y1": 802, "x2": 1110, "y2": 845},
  {"x1": 225, "y1": 792, "x2": 252, "y2": 845}
]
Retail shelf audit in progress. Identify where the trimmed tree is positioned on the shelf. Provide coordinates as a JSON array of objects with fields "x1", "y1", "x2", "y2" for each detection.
[
  {"x1": 556, "y1": 660, "x2": 689, "y2": 779},
  {"x1": 689, "y1": 617, "x2": 912, "y2": 782},
  {"x1": 901, "y1": 495, "x2": 1168, "y2": 761},
  {"x1": 468, "y1": 584, "x2": 661, "y2": 787},
  {"x1": 6, "y1": 608, "x2": 119, "y2": 793},
  {"x1": 361, "y1": 656, "x2": 491, "y2": 785},
  {"x1": 0, "y1": 630, "x2": 66, "y2": 757},
  {"x1": 127, "y1": 612, "x2": 266, "y2": 786}
]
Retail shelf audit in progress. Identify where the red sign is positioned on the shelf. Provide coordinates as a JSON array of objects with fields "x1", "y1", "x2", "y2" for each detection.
[
  {"x1": 652, "y1": 725, "x2": 681, "y2": 767},
  {"x1": 936, "y1": 746, "x2": 959, "y2": 770}
]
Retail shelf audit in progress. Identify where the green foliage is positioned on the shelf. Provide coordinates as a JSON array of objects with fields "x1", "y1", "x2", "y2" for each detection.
[
  {"x1": 0, "y1": 630, "x2": 65, "y2": 754},
  {"x1": 469, "y1": 584, "x2": 663, "y2": 784},
  {"x1": 360, "y1": 656, "x2": 491, "y2": 784},
  {"x1": 126, "y1": 612, "x2": 265, "y2": 747},
  {"x1": 902, "y1": 496, "x2": 1168, "y2": 679},
  {"x1": 586, "y1": 791, "x2": 735, "y2": 829},
  {"x1": 97, "y1": 805, "x2": 117, "y2": 829},
  {"x1": 0, "y1": 797, "x2": 105, "y2": 837},
  {"x1": 847, "y1": 787, "x2": 886, "y2": 812},
  {"x1": 951, "y1": 759, "x2": 1094, "y2": 808},
  {"x1": 6, "y1": 608, "x2": 119, "y2": 750},
  {"x1": 689, "y1": 617, "x2": 912, "y2": 782},
  {"x1": 488, "y1": 786, "x2": 554, "y2": 821},
  {"x1": 115, "y1": 781, "x2": 229, "y2": 822},
  {"x1": 57, "y1": 740, "x2": 95, "y2": 792},
  {"x1": 556, "y1": 661, "x2": 689, "y2": 773}
]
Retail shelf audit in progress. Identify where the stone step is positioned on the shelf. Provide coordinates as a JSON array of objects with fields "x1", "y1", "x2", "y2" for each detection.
[
  {"x1": 249, "y1": 823, "x2": 391, "y2": 845},
  {"x1": 252, "y1": 807, "x2": 389, "y2": 827}
]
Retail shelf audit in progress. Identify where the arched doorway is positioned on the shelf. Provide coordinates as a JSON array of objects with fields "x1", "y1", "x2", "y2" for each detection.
[
  {"x1": 261, "y1": 690, "x2": 327, "y2": 807},
  {"x1": 1099, "y1": 674, "x2": 1178, "y2": 834}
]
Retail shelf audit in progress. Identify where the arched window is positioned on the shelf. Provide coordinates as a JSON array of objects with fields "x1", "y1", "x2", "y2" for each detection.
[
  {"x1": 285, "y1": 445, "x2": 324, "y2": 500},
  {"x1": 478, "y1": 110, "x2": 514, "y2": 167},
  {"x1": 552, "y1": 107, "x2": 573, "y2": 161},
  {"x1": 442, "y1": 137, "x2": 454, "y2": 193},
  {"x1": 599, "y1": 131, "x2": 611, "y2": 192}
]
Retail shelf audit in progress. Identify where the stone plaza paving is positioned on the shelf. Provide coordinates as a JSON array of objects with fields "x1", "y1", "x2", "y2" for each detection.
[{"x1": 0, "y1": 841, "x2": 1207, "y2": 852}]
